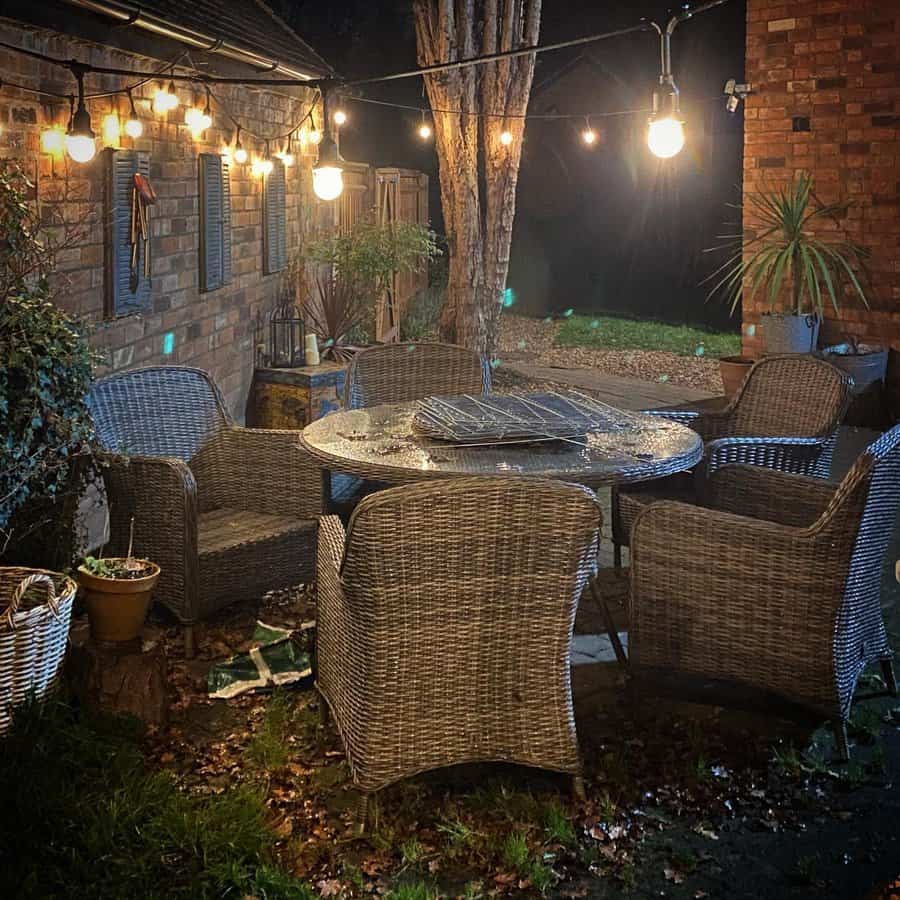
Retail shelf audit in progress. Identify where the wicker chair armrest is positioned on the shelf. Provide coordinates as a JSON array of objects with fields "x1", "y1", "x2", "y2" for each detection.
[
  {"x1": 98, "y1": 451, "x2": 198, "y2": 583},
  {"x1": 629, "y1": 499, "x2": 838, "y2": 703},
  {"x1": 703, "y1": 463, "x2": 836, "y2": 527},
  {"x1": 191, "y1": 427, "x2": 322, "y2": 520},
  {"x1": 642, "y1": 407, "x2": 734, "y2": 442},
  {"x1": 705, "y1": 435, "x2": 827, "y2": 477}
]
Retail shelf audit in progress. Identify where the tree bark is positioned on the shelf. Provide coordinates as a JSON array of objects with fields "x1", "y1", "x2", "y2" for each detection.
[{"x1": 413, "y1": 0, "x2": 542, "y2": 354}]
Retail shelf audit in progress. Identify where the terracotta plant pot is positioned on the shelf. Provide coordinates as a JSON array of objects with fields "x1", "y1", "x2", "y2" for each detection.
[
  {"x1": 77, "y1": 559, "x2": 160, "y2": 642},
  {"x1": 719, "y1": 355, "x2": 754, "y2": 398}
]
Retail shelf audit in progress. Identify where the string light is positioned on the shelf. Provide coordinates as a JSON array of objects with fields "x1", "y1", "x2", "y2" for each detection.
[
  {"x1": 417, "y1": 110, "x2": 432, "y2": 140},
  {"x1": 307, "y1": 112, "x2": 322, "y2": 145},
  {"x1": 185, "y1": 88, "x2": 213, "y2": 138},
  {"x1": 101, "y1": 112, "x2": 121, "y2": 146},
  {"x1": 153, "y1": 79, "x2": 179, "y2": 114},
  {"x1": 65, "y1": 73, "x2": 96, "y2": 163},
  {"x1": 275, "y1": 133, "x2": 295, "y2": 166},
  {"x1": 233, "y1": 125, "x2": 248, "y2": 164},
  {"x1": 333, "y1": 109, "x2": 347, "y2": 125},
  {"x1": 581, "y1": 117, "x2": 597, "y2": 145},
  {"x1": 648, "y1": 116, "x2": 685, "y2": 158},
  {"x1": 252, "y1": 141, "x2": 274, "y2": 177},
  {"x1": 313, "y1": 95, "x2": 344, "y2": 200},
  {"x1": 499, "y1": 129, "x2": 513, "y2": 146},
  {"x1": 647, "y1": 18, "x2": 686, "y2": 158},
  {"x1": 124, "y1": 88, "x2": 143, "y2": 138},
  {"x1": 40, "y1": 125, "x2": 65, "y2": 155}
]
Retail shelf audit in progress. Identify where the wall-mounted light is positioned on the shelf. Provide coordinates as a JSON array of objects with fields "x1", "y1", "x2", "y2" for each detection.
[{"x1": 723, "y1": 78, "x2": 752, "y2": 114}]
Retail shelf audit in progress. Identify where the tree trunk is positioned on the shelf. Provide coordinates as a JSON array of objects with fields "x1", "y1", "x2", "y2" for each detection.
[{"x1": 413, "y1": 0, "x2": 542, "y2": 354}]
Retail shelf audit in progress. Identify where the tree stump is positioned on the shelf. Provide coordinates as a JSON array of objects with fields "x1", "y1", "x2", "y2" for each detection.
[{"x1": 67, "y1": 619, "x2": 169, "y2": 727}]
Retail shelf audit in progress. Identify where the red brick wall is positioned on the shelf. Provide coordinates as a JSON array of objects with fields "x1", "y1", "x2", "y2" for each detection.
[
  {"x1": 742, "y1": 0, "x2": 900, "y2": 387},
  {"x1": 0, "y1": 20, "x2": 324, "y2": 418}
]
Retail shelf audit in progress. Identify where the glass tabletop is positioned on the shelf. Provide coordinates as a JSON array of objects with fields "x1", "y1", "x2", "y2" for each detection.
[{"x1": 300, "y1": 400, "x2": 704, "y2": 487}]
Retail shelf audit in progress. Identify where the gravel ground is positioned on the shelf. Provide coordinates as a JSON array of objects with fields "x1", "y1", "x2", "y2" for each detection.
[{"x1": 497, "y1": 314, "x2": 724, "y2": 393}]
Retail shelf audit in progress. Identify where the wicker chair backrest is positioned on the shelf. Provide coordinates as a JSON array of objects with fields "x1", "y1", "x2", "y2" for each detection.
[
  {"x1": 342, "y1": 476, "x2": 600, "y2": 615},
  {"x1": 344, "y1": 342, "x2": 490, "y2": 409},
  {"x1": 826, "y1": 424, "x2": 900, "y2": 715},
  {"x1": 91, "y1": 366, "x2": 231, "y2": 460},
  {"x1": 729, "y1": 355, "x2": 851, "y2": 437}
]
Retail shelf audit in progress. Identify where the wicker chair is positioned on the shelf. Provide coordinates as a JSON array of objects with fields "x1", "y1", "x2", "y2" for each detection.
[
  {"x1": 316, "y1": 476, "x2": 601, "y2": 825},
  {"x1": 627, "y1": 424, "x2": 900, "y2": 759},
  {"x1": 612, "y1": 355, "x2": 853, "y2": 567},
  {"x1": 343, "y1": 341, "x2": 491, "y2": 409},
  {"x1": 91, "y1": 366, "x2": 321, "y2": 655},
  {"x1": 328, "y1": 342, "x2": 491, "y2": 506}
]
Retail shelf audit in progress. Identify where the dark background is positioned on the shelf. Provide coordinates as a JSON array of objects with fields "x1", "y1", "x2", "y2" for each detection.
[{"x1": 274, "y1": 1, "x2": 746, "y2": 330}]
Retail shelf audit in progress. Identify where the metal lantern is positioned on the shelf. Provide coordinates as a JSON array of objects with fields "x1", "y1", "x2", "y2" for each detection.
[{"x1": 268, "y1": 300, "x2": 306, "y2": 368}]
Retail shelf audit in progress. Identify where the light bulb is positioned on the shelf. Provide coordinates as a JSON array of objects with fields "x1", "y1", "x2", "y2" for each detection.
[
  {"x1": 185, "y1": 107, "x2": 212, "y2": 137},
  {"x1": 648, "y1": 116, "x2": 685, "y2": 158},
  {"x1": 234, "y1": 145, "x2": 248, "y2": 164},
  {"x1": 313, "y1": 165, "x2": 343, "y2": 201},
  {"x1": 333, "y1": 110, "x2": 347, "y2": 125},
  {"x1": 276, "y1": 151, "x2": 295, "y2": 167},
  {"x1": 65, "y1": 133, "x2": 96, "y2": 163},
  {"x1": 221, "y1": 146, "x2": 232, "y2": 164},
  {"x1": 499, "y1": 130, "x2": 513, "y2": 146},
  {"x1": 102, "y1": 113, "x2": 121, "y2": 146},
  {"x1": 308, "y1": 128, "x2": 322, "y2": 145},
  {"x1": 153, "y1": 88, "x2": 177, "y2": 114},
  {"x1": 251, "y1": 158, "x2": 274, "y2": 177},
  {"x1": 582, "y1": 128, "x2": 597, "y2": 145},
  {"x1": 418, "y1": 123, "x2": 432, "y2": 140},
  {"x1": 124, "y1": 116, "x2": 143, "y2": 139},
  {"x1": 41, "y1": 127, "x2": 65, "y2": 155}
]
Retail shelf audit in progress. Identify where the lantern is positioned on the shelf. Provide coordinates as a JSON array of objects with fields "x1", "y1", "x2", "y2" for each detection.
[{"x1": 268, "y1": 300, "x2": 306, "y2": 367}]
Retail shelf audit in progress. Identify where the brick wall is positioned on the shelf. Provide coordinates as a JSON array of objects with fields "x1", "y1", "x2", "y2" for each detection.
[
  {"x1": 742, "y1": 0, "x2": 900, "y2": 398},
  {"x1": 0, "y1": 20, "x2": 324, "y2": 418}
]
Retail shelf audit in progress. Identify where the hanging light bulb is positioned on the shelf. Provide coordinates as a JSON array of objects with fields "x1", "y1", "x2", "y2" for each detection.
[
  {"x1": 102, "y1": 113, "x2": 121, "y2": 147},
  {"x1": 65, "y1": 72, "x2": 96, "y2": 163},
  {"x1": 313, "y1": 95, "x2": 344, "y2": 201},
  {"x1": 499, "y1": 129, "x2": 513, "y2": 146},
  {"x1": 307, "y1": 112, "x2": 322, "y2": 145},
  {"x1": 276, "y1": 133, "x2": 295, "y2": 166},
  {"x1": 124, "y1": 89, "x2": 143, "y2": 139},
  {"x1": 252, "y1": 141, "x2": 274, "y2": 177},
  {"x1": 233, "y1": 125, "x2": 248, "y2": 164},
  {"x1": 417, "y1": 110, "x2": 432, "y2": 140},
  {"x1": 581, "y1": 117, "x2": 597, "y2": 145},
  {"x1": 221, "y1": 144, "x2": 233, "y2": 164},
  {"x1": 153, "y1": 79, "x2": 179, "y2": 114},
  {"x1": 185, "y1": 89, "x2": 213, "y2": 138},
  {"x1": 40, "y1": 125, "x2": 66, "y2": 155},
  {"x1": 333, "y1": 109, "x2": 347, "y2": 126},
  {"x1": 647, "y1": 20, "x2": 686, "y2": 158}
]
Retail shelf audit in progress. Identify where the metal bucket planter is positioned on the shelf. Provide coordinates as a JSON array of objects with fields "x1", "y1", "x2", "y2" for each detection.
[
  {"x1": 823, "y1": 343, "x2": 888, "y2": 395},
  {"x1": 762, "y1": 313, "x2": 820, "y2": 355}
]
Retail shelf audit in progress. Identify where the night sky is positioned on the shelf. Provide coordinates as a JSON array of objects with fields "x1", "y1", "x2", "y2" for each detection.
[{"x1": 276, "y1": 1, "x2": 747, "y2": 328}]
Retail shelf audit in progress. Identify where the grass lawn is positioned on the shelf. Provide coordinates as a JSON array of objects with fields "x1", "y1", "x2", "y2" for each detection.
[{"x1": 554, "y1": 314, "x2": 741, "y2": 358}]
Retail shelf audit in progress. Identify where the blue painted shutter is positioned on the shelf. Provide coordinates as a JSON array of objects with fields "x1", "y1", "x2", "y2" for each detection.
[
  {"x1": 106, "y1": 148, "x2": 152, "y2": 316},
  {"x1": 263, "y1": 159, "x2": 287, "y2": 274},
  {"x1": 199, "y1": 153, "x2": 232, "y2": 292}
]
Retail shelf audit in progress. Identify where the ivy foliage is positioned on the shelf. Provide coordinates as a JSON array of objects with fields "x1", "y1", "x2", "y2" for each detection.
[{"x1": 0, "y1": 166, "x2": 97, "y2": 551}]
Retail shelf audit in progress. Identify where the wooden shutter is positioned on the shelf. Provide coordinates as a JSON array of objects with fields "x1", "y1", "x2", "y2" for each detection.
[
  {"x1": 105, "y1": 148, "x2": 152, "y2": 316},
  {"x1": 263, "y1": 159, "x2": 287, "y2": 274},
  {"x1": 199, "y1": 153, "x2": 232, "y2": 292}
]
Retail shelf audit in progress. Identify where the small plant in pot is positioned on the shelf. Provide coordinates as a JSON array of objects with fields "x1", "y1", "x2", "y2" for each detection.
[
  {"x1": 77, "y1": 522, "x2": 160, "y2": 643},
  {"x1": 822, "y1": 334, "x2": 888, "y2": 395},
  {"x1": 706, "y1": 172, "x2": 870, "y2": 356}
]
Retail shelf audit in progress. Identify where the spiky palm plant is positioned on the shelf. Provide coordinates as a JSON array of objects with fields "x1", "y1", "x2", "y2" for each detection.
[{"x1": 705, "y1": 173, "x2": 870, "y2": 316}]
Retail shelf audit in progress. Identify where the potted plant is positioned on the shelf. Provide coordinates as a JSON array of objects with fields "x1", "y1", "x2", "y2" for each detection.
[
  {"x1": 706, "y1": 172, "x2": 870, "y2": 356},
  {"x1": 298, "y1": 216, "x2": 441, "y2": 356}
]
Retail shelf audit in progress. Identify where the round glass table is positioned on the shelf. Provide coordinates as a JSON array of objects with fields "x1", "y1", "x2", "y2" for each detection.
[{"x1": 300, "y1": 400, "x2": 703, "y2": 488}]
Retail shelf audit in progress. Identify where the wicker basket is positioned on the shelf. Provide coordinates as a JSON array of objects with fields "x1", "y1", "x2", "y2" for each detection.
[{"x1": 0, "y1": 567, "x2": 76, "y2": 735}]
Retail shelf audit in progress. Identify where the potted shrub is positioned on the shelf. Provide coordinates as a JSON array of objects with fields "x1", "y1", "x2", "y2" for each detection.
[
  {"x1": 706, "y1": 173, "x2": 870, "y2": 355},
  {"x1": 78, "y1": 526, "x2": 160, "y2": 642},
  {"x1": 297, "y1": 217, "x2": 441, "y2": 357}
]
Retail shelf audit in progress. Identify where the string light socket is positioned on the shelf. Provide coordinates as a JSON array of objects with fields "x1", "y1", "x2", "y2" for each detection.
[
  {"x1": 124, "y1": 88, "x2": 143, "y2": 139},
  {"x1": 65, "y1": 71, "x2": 97, "y2": 163},
  {"x1": 233, "y1": 125, "x2": 248, "y2": 164}
]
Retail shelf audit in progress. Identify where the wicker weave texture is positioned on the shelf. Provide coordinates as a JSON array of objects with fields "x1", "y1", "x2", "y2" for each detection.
[
  {"x1": 613, "y1": 355, "x2": 853, "y2": 552},
  {"x1": 344, "y1": 342, "x2": 490, "y2": 410},
  {"x1": 629, "y1": 425, "x2": 900, "y2": 724},
  {"x1": 91, "y1": 366, "x2": 320, "y2": 626},
  {"x1": 0, "y1": 569, "x2": 76, "y2": 734},
  {"x1": 317, "y1": 477, "x2": 601, "y2": 793}
]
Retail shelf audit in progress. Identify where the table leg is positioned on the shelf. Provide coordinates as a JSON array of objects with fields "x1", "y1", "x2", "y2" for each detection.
[{"x1": 589, "y1": 577, "x2": 628, "y2": 668}]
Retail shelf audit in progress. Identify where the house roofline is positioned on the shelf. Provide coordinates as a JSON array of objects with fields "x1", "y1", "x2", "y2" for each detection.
[{"x1": 62, "y1": 0, "x2": 332, "y2": 80}]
